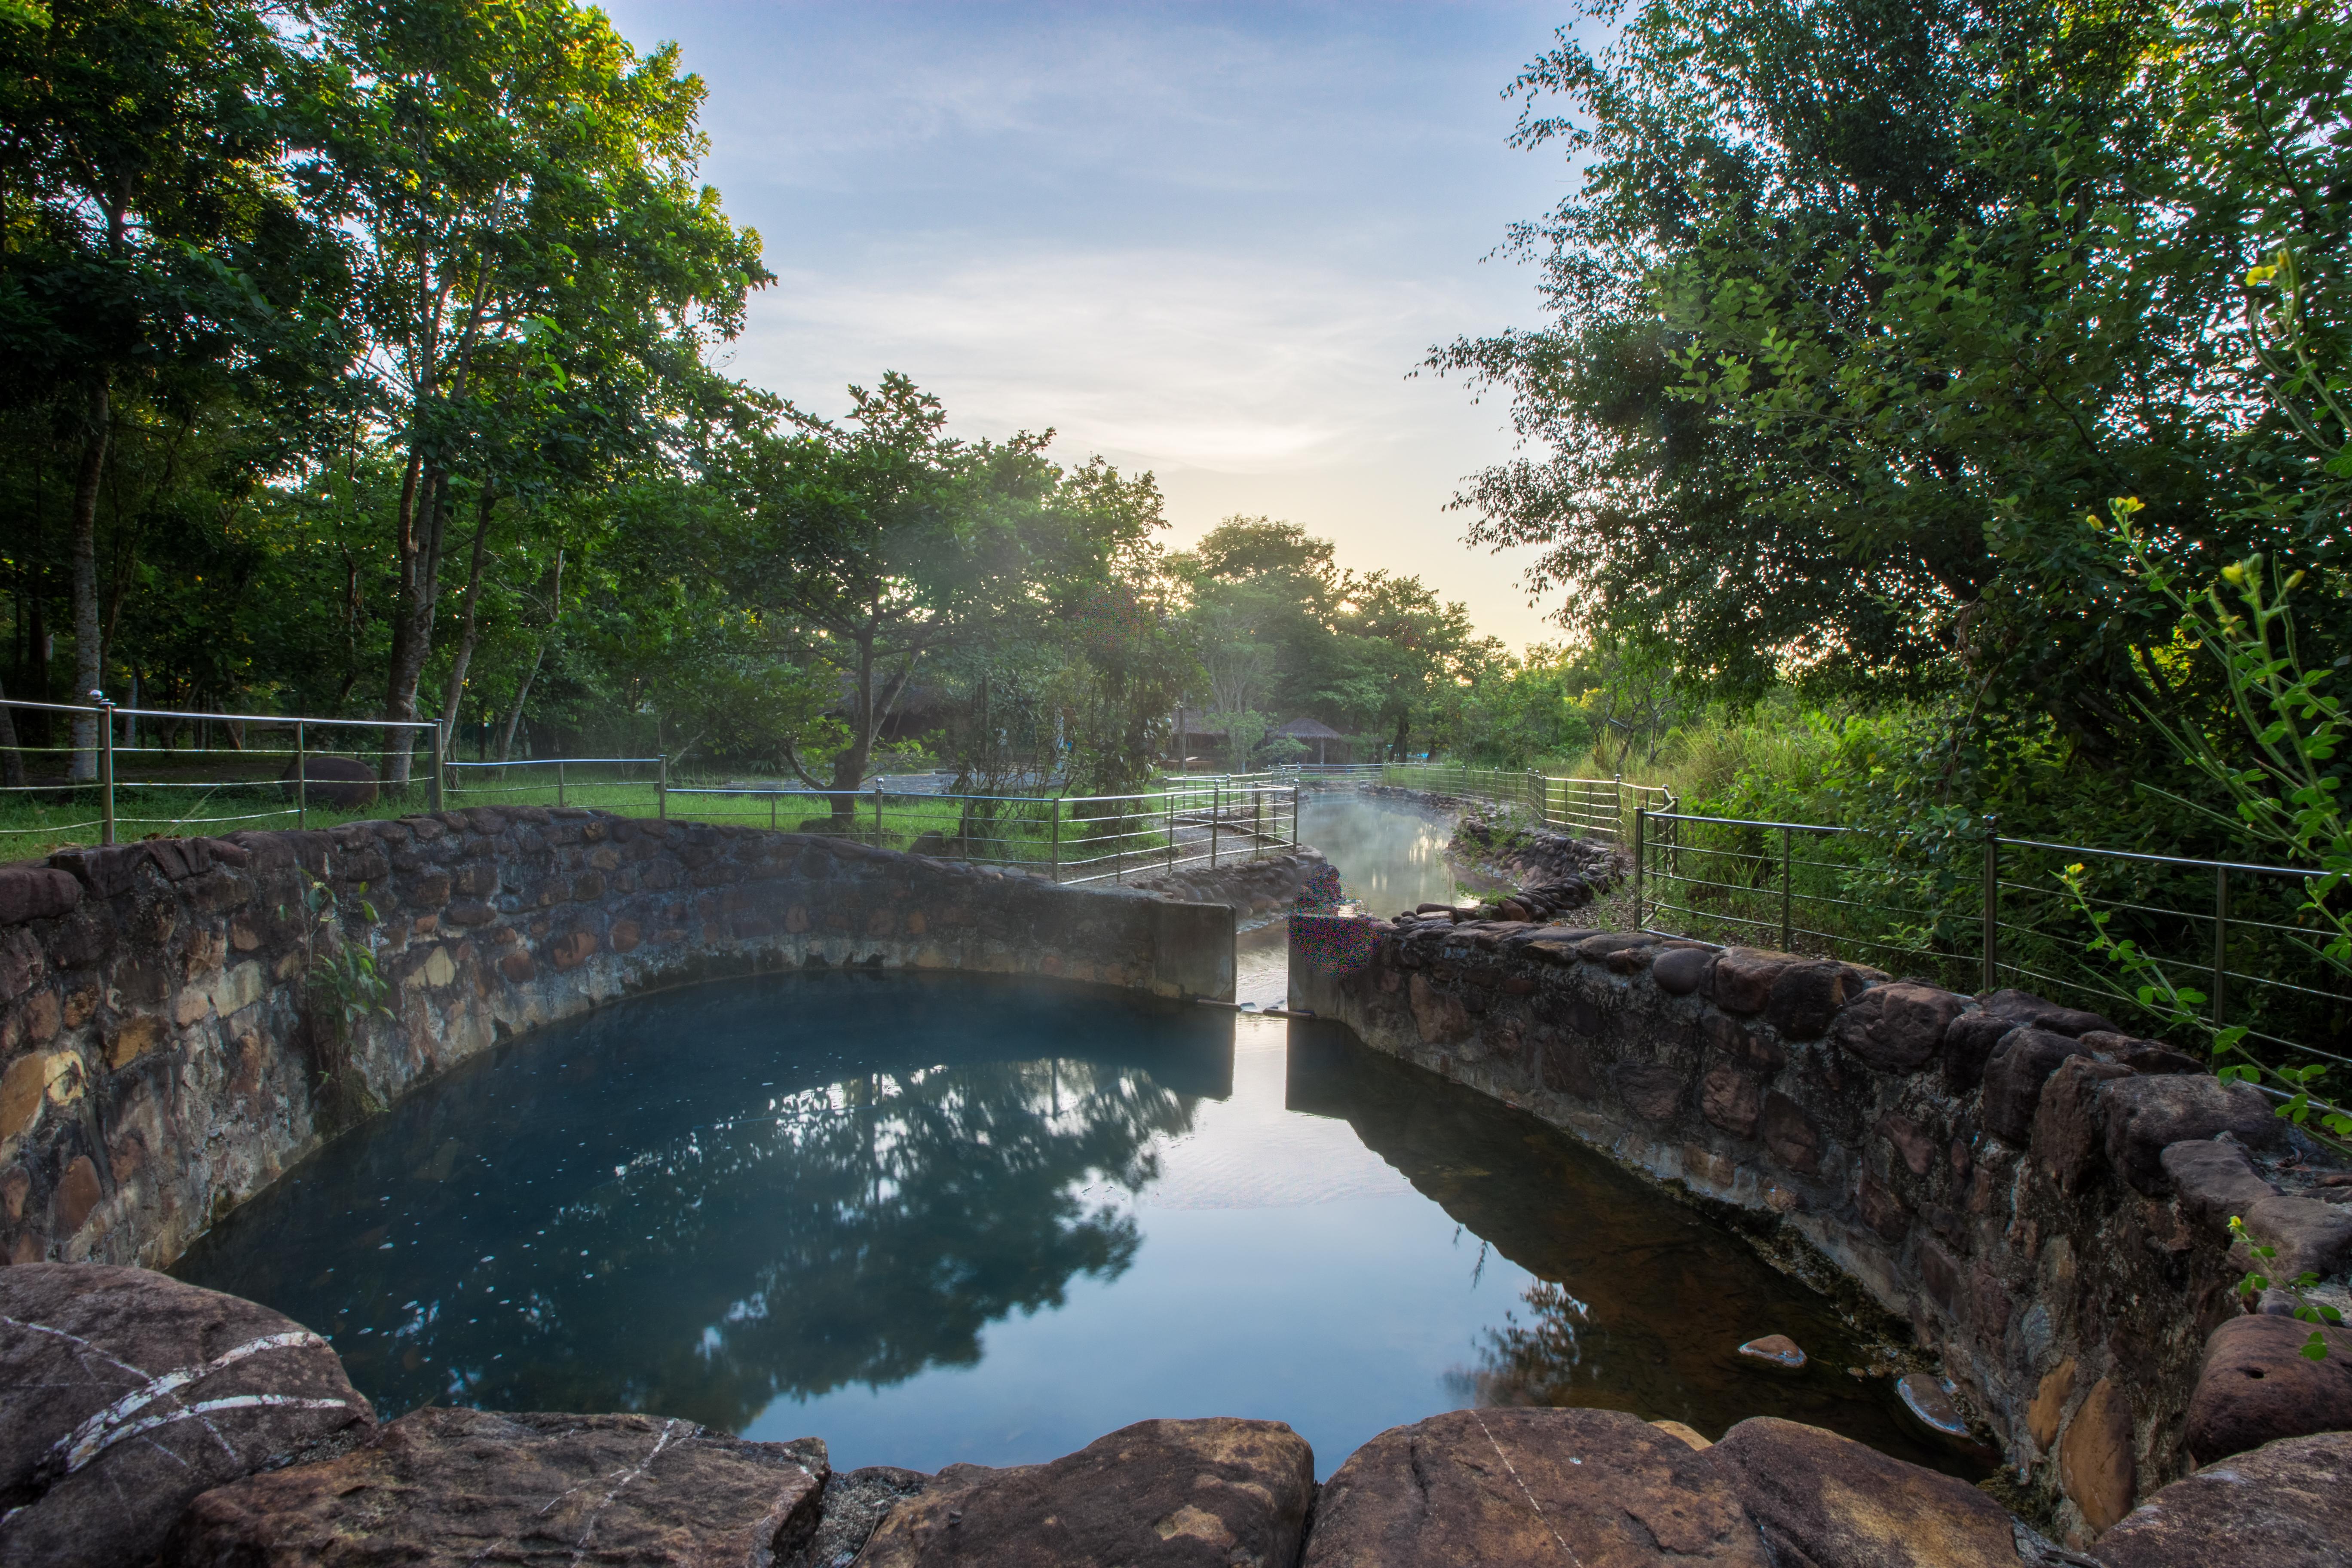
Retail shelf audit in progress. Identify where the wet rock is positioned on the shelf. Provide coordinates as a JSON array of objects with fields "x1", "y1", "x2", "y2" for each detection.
[
  {"x1": 1737, "y1": 1334, "x2": 1807, "y2": 1372},
  {"x1": 2093, "y1": 1431, "x2": 2352, "y2": 1568},
  {"x1": 170, "y1": 1407, "x2": 827, "y2": 1568},
  {"x1": 2239, "y1": 1193, "x2": 2352, "y2": 1283},
  {"x1": 1706, "y1": 1416, "x2": 2024, "y2": 1568},
  {"x1": 1894, "y1": 1374, "x2": 1974, "y2": 1447},
  {"x1": 2102, "y1": 1074, "x2": 2284, "y2": 1194},
  {"x1": 2161, "y1": 1139, "x2": 2277, "y2": 1231},
  {"x1": 1711, "y1": 948, "x2": 1794, "y2": 1015},
  {"x1": 859, "y1": 1417, "x2": 1311, "y2": 1568},
  {"x1": 2181, "y1": 1314, "x2": 2352, "y2": 1465},
  {"x1": 1653, "y1": 945, "x2": 1716, "y2": 996},
  {"x1": 1832, "y1": 981, "x2": 1965, "y2": 1073},
  {"x1": 1981, "y1": 1028, "x2": 2092, "y2": 1143},
  {"x1": 0, "y1": 1263, "x2": 373, "y2": 1568},
  {"x1": 2057, "y1": 1376, "x2": 2135, "y2": 1535},
  {"x1": 1305, "y1": 1406, "x2": 1768, "y2": 1568}
]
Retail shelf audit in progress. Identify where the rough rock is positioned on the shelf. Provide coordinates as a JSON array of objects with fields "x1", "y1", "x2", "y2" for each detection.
[
  {"x1": 858, "y1": 1418, "x2": 1311, "y2": 1568},
  {"x1": 2030, "y1": 1057, "x2": 2135, "y2": 1190},
  {"x1": 1765, "y1": 961, "x2": 1863, "y2": 1041},
  {"x1": 1710, "y1": 949, "x2": 1793, "y2": 1015},
  {"x1": 1304, "y1": 1406, "x2": 1768, "y2": 1568},
  {"x1": 1651, "y1": 1421, "x2": 1712, "y2": 1452},
  {"x1": 1833, "y1": 982, "x2": 1966, "y2": 1073},
  {"x1": 790, "y1": 1465, "x2": 927, "y2": 1568},
  {"x1": 2101, "y1": 1075, "x2": 2284, "y2": 1194},
  {"x1": 2079, "y1": 1032, "x2": 2203, "y2": 1075},
  {"x1": 2160, "y1": 1140, "x2": 2277, "y2": 1231},
  {"x1": 1981, "y1": 1028, "x2": 2092, "y2": 1144},
  {"x1": 1706, "y1": 1416, "x2": 2025, "y2": 1568},
  {"x1": 0, "y1": 1263, "x2": 373, "y2": 1568},
  {"x1": 1976, "y1": 989, "x2": 2116, "y2": 1037},
  {"x1": 169, "y1": 1406, "x2": 827, "y2": 1568},
  {"x1": 2092, "y1": 1432, "x2": 2352, "y2": 1568},
  {"x1": 2057, "y1": 1377, "x2": 2135, "y2": 1535},
  {"x1": 1653, "y1": 946, "x2": 1716, "y2": 996},
  {"x1": 2239, "y1": 1193, "x2": 2352, "y2": 1283},
  {"x1": 1941, "y1": 1009, "x2": 2021, "y2": 1093},
  {"x1": 2180, "y1": 1314, "x2": 2352, "y2": 1465},
  {"x1": 1737, "y1": 1334, "x2": 1807, "y2": 1372}
]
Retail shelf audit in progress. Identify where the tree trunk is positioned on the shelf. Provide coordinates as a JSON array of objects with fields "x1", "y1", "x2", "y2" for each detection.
[
  {"x1": 436, "y1": 487, "x2": 495, "y2": 756},
  {"x1": 498, "y1": 548, "x2": 562, "y2": 765},
  {"x1": 381, "y1": 465, "x2": 449, "y2": 787},
  {"x1": 0, "y1": 671, "x2": 25, "y2": 790},
  {"x1": 67, "y1": 374, "x2": 110, "y2": 781}
]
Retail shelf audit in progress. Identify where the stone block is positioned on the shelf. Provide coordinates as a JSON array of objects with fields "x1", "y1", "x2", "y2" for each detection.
[
  {"x1": 864, "y1": 1417, "x2": 1311, "y2": 1568},
  {"x1": 1701, "y1": 1065, "x2": 1762, "y2": 1137},
  {"x1": 1939, "y1": 1009, "x2": 2019, "y2": 1093},
  {"x1": 1981, "y1": 1027, "x2": 2091, "y2": 1143},
  {"x1": 2182, "y1": 1314, "x2": 2352, "y2": 1465},
  {"x1": 546, "y1": 930, "x2": 597, "y2": 971},
  {"x1": 1764, "y1": 960, "x2": 1861, "y2": 1040},
  {"x1": 2058, "y1": 1376, "x2": 2135, "y2": 1534},
  {"x1": 1305, "y1": 1406, "x2": 1767, "y2": 1568},
  {"x1": 2102, "y1": 1073, "x2": 2283, "y2": 1194},
  {"x1": 2095, "y1": 1431, "x2": 2352, "y2": 1568},
  {"x1": 2081, "y1": 1030, "x2": 2204, "y2": 1074},
  {"x1": 0, "y1": 1050, "x2": 80, "y2": 1144},
  {"x1": 1619, "y1": 1063, "x2": 1685, "y2": 1122},
  {"x1": 2240, "y1": 1193, "x2": 2352, "y2": 1283},
  {"x1": 2162, "y1": 1139, "x2": 2276, "y2": 1231},
  {"x1": 0, "y1": 867, "x2": 80, "y2": 927},
  {"x1": 0, "y1": 1263, "x2": 371, "y2": 1568},
  {"x1": 1706, "y1": 1416, "x2": 2021, "y2": 1568},
  {"x1": 1409, "y1": 973, "x2": 1473, "y2": 1045},
  {"x1": 1856, "y1": 1172, "x2": 1909, "y2": 1242},
  {"x1": 1832, "y1": 980, "x2": 1965, "y2": 1073},
  {"x1": 172, "y1": 1407, "x2": 824, "y2": 1568},
  {"x1": 1760, "y1": 1090, "x2": 1821, "y2": 1175},
  {"x1": 2030, "y1": 1056, "x2": 2135, "y2": 1190},
  {"x1": 106, "y1": 1013, "x2": 166, "y2": 1069},
  {"x1": 1711, "y1": 948, "x2": 1793, "y2": 1015},
  {"x1": 1652, "y1": 945, "x2": 1716, "y2": 995}
]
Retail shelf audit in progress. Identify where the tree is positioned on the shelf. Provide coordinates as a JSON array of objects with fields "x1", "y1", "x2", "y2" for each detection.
[{"x1": 293, "y1": 0, "x2": 767, "y2": 783}]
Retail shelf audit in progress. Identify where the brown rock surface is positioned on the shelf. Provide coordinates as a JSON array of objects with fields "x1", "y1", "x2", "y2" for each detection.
[
  {"x1": 1304, "y1": 1406, "x2": 1768, "y2": 1568},
  {"x1": 858, "y1": 1417, "x2": 1311, "y2": 1568},
  {"x1": 1706, "y1": 1416, "x2": 2024, "y2": 1568},
  {"x1": 1981, "y1": 1028, "x2": 2091, "y2": 1143},
  {"x1": 1832, "y1": 982, "x2": 1965, "y2": 1073},
  {"x1": 2239, "y1": 1193, "x2": 2352, "y2": 1283},
  {"x1": 2160, "y1": 1139, "x2": 2276, "y2": 1230},
  {"x1": 2093, "y1": 1432, "x2": 2352, "y2": 1568},
  {"x1": 2057, "y1": 1377, "x2": 2135, "y2": 1535},
  {"x1": 1710, "y1": 949, "x2": 1793, "y2": 1015},
  {"x1": 0, "y1": 1263, "x2": 373, "y2": 1568},
  {"x1": 2101, "y1": 1074, "x2": 2282, "y2": 1193},
  {"x1": 1652, "y1": 946, "x2": 1716, "y2": 996},
  {"x1": 169, "y1": 1406, "x2": 827, "y2": 1568},
  {"x1": 2181, "y1": 1314, "x2": 2352, "y2": 1465}
]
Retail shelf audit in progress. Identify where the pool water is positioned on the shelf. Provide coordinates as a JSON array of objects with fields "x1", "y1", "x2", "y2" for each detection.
[{"x1": 176, "y1": 970, "x2": 1969, "y2": 1477}]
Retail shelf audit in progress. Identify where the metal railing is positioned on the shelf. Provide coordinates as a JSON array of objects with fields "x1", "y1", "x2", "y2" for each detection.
[
  {"x1": 0, "y1": 695, "x2": 443, "y2": 847},
  {"x1": 1286, "y1": 761, "x2": 1664, "y2": 843},
  {"x1": 1631, "y1": 802, "x2": 2348, "y2": 1069},
  {"x1": 445, "y1": 756, "x2": 667, "y2": 815},
  {"x1": 662, "y1": 777, "x2": 1300, "y2": 886}
]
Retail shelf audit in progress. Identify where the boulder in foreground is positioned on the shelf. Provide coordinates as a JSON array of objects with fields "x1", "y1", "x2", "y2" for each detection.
[
  {"x1": 2092, "y1": 1431, "x2": 2352, "y2": 1568},
  {"x1": 0, "y1": 1262, "x2": 372, "y2": 1568},
  {"x1": 168, "y1": 1406, "x2": 827, "y2": 1568},
  {"x1": 1304, "y1": 1406, "x2": 1769, "y2": 1567},
  {"x1": 1706, "y1": 1415, "x2": 2027, "y2": 1567},
  {"x1": 857, "y1": 1417, "x2": 1312, "y2": 1568}
]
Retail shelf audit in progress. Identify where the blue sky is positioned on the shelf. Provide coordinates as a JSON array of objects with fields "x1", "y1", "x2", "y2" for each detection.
[{"x1": 601, "y1": 1, "x2": 1589, "y2": 649}]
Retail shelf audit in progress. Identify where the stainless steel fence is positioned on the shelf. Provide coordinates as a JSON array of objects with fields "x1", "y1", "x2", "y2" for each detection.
[
  {"x1": 1632, "y1": 802, "x2": 2348, "y2": 1069},
  {"x1": 0, "y1": 695, "x2": 442, "y2": 847},
  {"x1": 662, "y1": 777, "x2": 1300, "y2": 886}
]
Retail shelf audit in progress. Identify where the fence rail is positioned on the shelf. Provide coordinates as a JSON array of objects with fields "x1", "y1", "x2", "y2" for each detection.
[
  {"x1": 0, "y1": 695, "x2": 443, "y2": 845},
  {"x1": 1286, "y1": 761, "x2": 1666, "y2": 844},
  {"x1": 1631, "y1": 802, "x2": 2348, "y2": 1073}
]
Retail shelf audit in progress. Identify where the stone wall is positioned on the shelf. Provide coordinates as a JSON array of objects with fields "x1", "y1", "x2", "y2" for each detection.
[
  {"x1": 1289, "y1": 910, "x2": 2352, "y2": 1547},
  {"x1": 0, "y1": 808, "x2": 1234, "y2": 1273}
]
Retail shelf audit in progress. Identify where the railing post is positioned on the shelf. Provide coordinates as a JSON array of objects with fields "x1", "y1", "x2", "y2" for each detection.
[
  {"x1": 1210, "y1": 782, "x2": 1219, "y2": 868},
  {"x1": 295, "y1": 720, "x2": 308, "y2": 829},
  {"x1": 1632, "y1": 805, "x2": 1646, "y2": 928},
  {"x1": 1050, "y1": 801, "x2": 1061, "y2": 882},
  {"x1": 1291, "y1": 783, "x2": 1299, "y2": 851},
  {"x1": 658, "y1": 755, "x2": 669, "y2": 821},
  {"x1": 1613, "y1": 775, "x2": 1623, "y2": 842},
  {"x1": 1166, "y1": 788, "x2": 1175, "y2": 872},
  {"x1": 873, "y1": 782, "x2": 884, "y2": 849},
  {"x1": 1981, "y1": 815, "x2": 1999, "y2": 994},
  {"x1": 2213, "y1": 865, "x2": 2229, "y2": 1030},
  {"x1": 1780, "y1": 826, "x2": 1793, "y2": 952},
  {"x1": 429, "y1": 726, "x2": 446, "y2": 812},
  {"x1": 556, "y1": 759, "x2": 566, "y2": 808},
  {"x1": 97, "y1": 696, "x2": 116, "y2": 846}
]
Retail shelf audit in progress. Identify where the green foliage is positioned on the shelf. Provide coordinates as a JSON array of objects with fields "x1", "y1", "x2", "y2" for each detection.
[
  {"x1": 2231, "y1": 1215, "x2": 2343, "y2": 1362},
  {"x1": 295, "y1": 873, "x2": 391, "y2": 1129}
]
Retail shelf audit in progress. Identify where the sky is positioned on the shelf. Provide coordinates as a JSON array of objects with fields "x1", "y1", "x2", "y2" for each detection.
[{"x1": 599, "y1": 0, "x2": 1589, "y2": 650}]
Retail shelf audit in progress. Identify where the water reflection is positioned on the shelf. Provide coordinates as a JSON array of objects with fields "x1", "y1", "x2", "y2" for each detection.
[
  {"x1": 1298, "y1": 793, "x2": 1498, "y2": 914},
  {"x1": 176, "y1": 977, "x2": 1216, "y2": 1431}
]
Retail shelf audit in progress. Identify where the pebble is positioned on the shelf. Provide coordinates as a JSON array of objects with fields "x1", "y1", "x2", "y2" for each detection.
[{"x1": 1736, "y1": 1334, "x2": 1807, "y2": 1372}]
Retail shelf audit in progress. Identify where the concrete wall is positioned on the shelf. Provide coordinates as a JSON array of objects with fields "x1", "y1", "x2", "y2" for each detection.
[
  {"x1": 0, "y1": 808, "x2": 1233, "y2": 1273},
  {"x1": 1289, "y1": 910, "x2": 2345, "y2": 1544}
]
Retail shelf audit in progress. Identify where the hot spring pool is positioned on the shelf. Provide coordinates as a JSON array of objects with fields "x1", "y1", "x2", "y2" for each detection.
[{"x1": 175, "y1": 969, "x2": 1972, "y2": 1477}]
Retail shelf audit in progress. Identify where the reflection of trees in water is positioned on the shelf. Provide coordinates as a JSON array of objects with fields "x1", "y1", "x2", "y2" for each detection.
[
  {"x1": 1446, "y1": 1282, "x2": 1607, "y2": 1409},
  {"x1": 182, "y1": 1015, "x2": 1202, "y2": 1432}
]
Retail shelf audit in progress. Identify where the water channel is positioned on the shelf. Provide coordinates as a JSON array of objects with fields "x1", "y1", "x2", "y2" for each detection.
[{"x1": 176, "y1": 791, "x2": 1968, "y2": 1477}]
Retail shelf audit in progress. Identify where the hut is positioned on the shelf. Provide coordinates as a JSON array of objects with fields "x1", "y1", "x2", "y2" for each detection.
[
  {"x1": 1167, "y1": 706, "x2": 1230, "y2": 771},
  {"x1": 1272, "y1": 716, "x2": 1346, "y2": 765}
]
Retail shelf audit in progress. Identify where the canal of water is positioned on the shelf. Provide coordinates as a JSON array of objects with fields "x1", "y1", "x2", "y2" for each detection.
[{"x1": 175, "y1": 791, "x2": 1969, "y2": 1477}]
